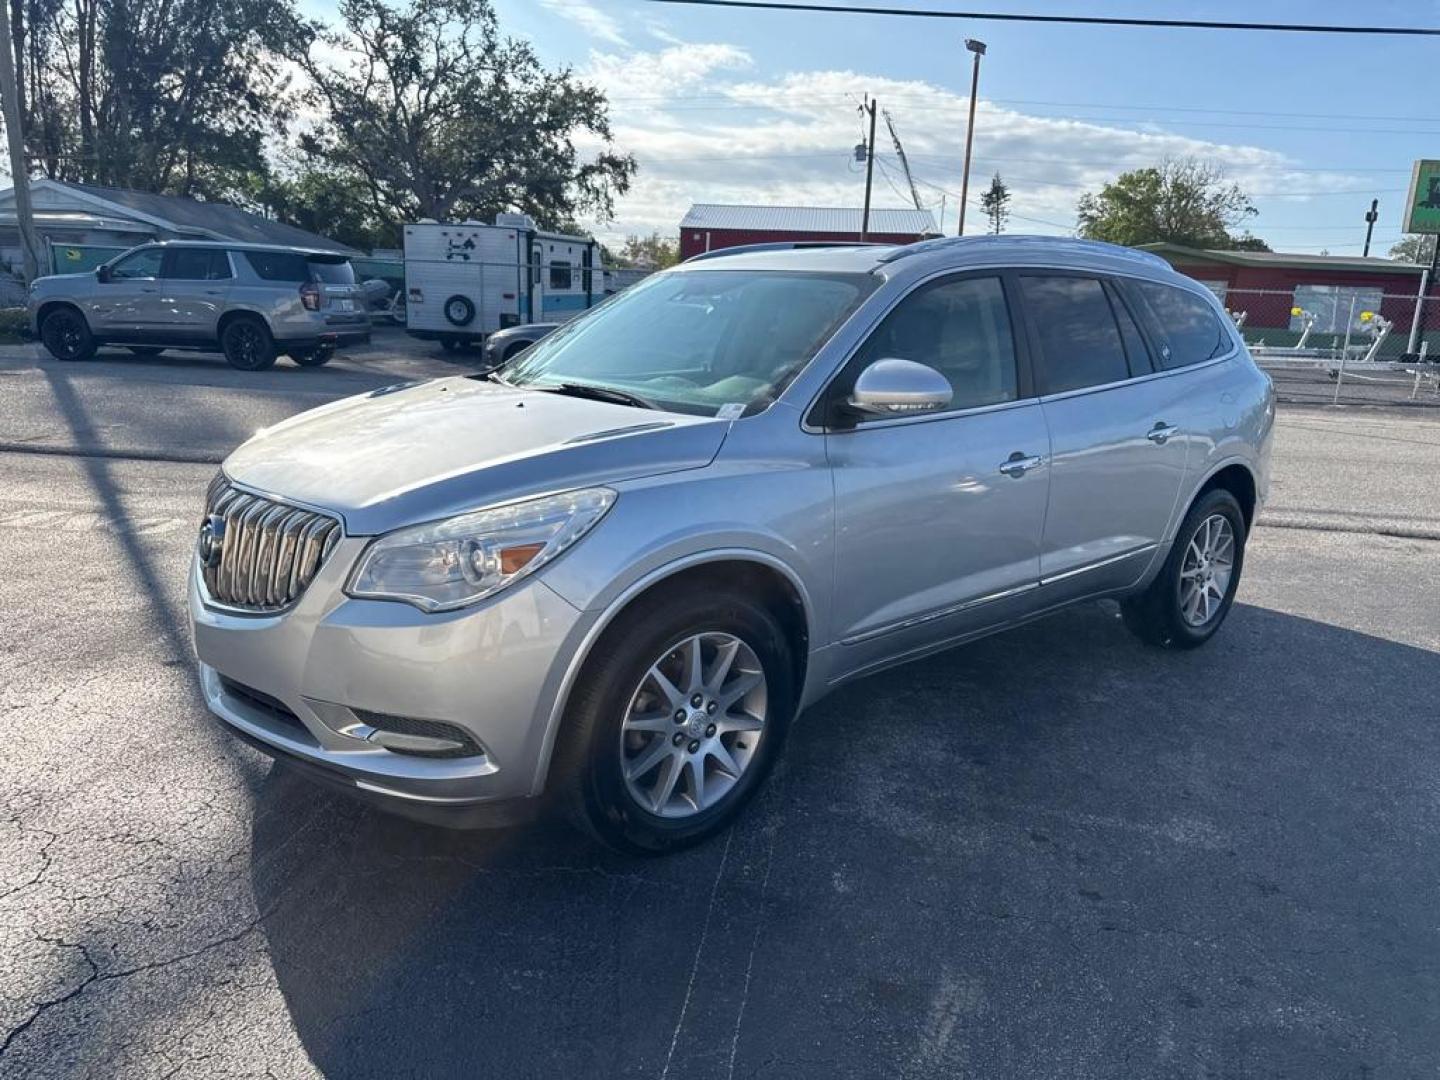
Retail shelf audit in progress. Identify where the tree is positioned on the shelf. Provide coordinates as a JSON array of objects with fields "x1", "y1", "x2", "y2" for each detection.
[
  {"x1": 292, "y1": 0, "x2": 636, "y2": 230},
  {"x1": 979, "y1": 173, "x2": 1010, "y2": 235},
  {"x1": 1391, "y1": 234, "x2": 1438, "y2": 265},
  {"x1": 263, "y1": 167, "x2": 397, "y2": 252},
  {"x1": 1077, "y1": 159, "x2": 1266, "y2": 251},
  {"x1": 18, "y1": 0, "x2": 301, "y2": 201},
  {"x1": 615, "y1": 232, "x2": 678, "y2": 268}
]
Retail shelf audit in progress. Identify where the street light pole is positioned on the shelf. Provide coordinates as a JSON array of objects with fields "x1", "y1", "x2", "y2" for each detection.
[{"x1": 957, "y1": 37, "x2": 986, "y2": 237}]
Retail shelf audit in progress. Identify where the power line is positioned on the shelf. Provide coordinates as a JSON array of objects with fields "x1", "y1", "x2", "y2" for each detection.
[{"x1": 643, "y1": 0, "x2": 1440, "y2": 37}]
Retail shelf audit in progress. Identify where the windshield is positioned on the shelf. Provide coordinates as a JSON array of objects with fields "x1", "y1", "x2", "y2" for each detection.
[{"x1": 503, "y1": 269, "x2": 876, "y2": 416}]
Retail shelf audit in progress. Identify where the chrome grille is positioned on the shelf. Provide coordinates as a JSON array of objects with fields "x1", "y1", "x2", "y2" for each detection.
[{"x1": 200, "y1": 476, "x2": 341, "y2": 612}]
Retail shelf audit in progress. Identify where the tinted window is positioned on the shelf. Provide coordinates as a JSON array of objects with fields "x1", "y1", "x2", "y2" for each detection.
[
  {"x1": 244, "y1": 251, "x2": 309, "y2": 282},
  {"x1": 1020, "y1": 276, "x2": 1129, "y2": 393},
  {"x1": 549, "y1": 261, "x2": 572, "y2": 290},
  {"x1": 307, "y1": 257, "x2": 355, "y2": 285},
  {"x1": 853, "y1": 275, "x2": 1018, "y2": 413},
  {"x1": 109, "y1": 248, "x2": 163, "y2": 280},
  {"x1": 1108, "y1": 284, "x2": 1153, "y2": 376},
  {"x1": 164, "y1": 248, "x2": 230, "y2": 281},
  {"x1": 1134, "y1": 281, "x2": 1229, "y2": 369}
]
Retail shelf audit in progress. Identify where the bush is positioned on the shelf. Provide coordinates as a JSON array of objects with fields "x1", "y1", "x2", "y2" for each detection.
[{"x1": 0, "y1": 307, "x2": 29, "y2": 338}]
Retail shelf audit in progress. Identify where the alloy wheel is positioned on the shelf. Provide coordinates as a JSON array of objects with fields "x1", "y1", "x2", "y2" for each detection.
[
  {"x1": 1178, "y1": 513, "x2": 1235, "y2": 627},
  {"x1": 619, "y1": 632, "x2": 767, "y2": 819},
  {"x1": 44, "y1": 315, "x2": 83, "y2": 359}
]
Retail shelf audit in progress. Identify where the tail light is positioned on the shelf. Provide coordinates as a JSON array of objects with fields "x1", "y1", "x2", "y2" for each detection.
[{"x1": 299, "y1": 281, "x2": 322, "y2": 311}]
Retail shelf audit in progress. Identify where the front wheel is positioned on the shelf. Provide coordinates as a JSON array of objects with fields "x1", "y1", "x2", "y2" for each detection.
[
  {"x1": 1122, "y1": 488, "x2": 1247, "y2": 649},
  {"x1": 554, "y1": 585, "x2": 794, "y2": 854},
  {"x1": 39, "y1": 308, "x2": 96, "y2": 361},
  {"x1": 220, "y1": 317, "x2": 276, "y2": 371}
]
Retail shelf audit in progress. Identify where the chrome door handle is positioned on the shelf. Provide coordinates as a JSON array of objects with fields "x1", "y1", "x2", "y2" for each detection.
[
  {"x1": 1147, "y1": 422, "x2": 1179, "y2": 444},
  {"x1": 998, "y1": 452, "x2": 1045, "y2": 478}
]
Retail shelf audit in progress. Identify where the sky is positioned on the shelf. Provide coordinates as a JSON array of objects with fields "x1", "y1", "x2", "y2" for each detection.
[{"x1": 489, "y1": 0, "x2": 1439, "y2": 255}]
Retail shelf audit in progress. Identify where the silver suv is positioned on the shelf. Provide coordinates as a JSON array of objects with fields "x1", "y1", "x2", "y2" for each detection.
[
  {"x1": 189, "y1": 237, "x2": 1274, "y2": 852},
  {"x1": 29, "y1": 241, "x2": 371, "y2": 370}
]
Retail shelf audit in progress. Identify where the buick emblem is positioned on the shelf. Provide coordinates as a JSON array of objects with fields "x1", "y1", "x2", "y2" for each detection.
[{"x1": 197, "y1": 514, "x2": 226, "y2": 568}]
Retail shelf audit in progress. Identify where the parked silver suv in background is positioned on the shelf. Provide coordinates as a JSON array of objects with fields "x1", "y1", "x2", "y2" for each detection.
[
  {"x1": 189, "y1": 236, "x2": 1274, "y2": 853},
  {"x1": 29, "y1": 241, "x2": 371, "y2": 370}
]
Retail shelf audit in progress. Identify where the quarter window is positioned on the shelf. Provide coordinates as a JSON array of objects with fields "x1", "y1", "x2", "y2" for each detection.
[
  {"x1": 1133, "y1": 281, "x2": 1230, "y2": 369},
  {"x1": 244, "y1": 251, "x2": 310, "y2": 282},
  {"x1": 108, "y1": 248, "x2": 163, "y2": 281},
  {"x1": 1020, "y1": 275, "x2": 1130, "y2": 394},
  {"x1": 851, "y1": 275, "x2": 1019, "y2": 415}
]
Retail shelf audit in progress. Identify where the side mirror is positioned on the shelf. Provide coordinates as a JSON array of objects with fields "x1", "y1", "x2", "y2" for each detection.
[
  {"x1": 95, "y1": 265, "x2": 112, "y2": 283},
  {"x1": 846, "y1": 357, "x2": 952, "y2": 418}
]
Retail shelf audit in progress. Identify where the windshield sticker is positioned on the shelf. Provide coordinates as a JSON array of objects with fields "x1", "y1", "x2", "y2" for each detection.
[{"x1": 716, "y1": 403, "x2": 746, "y2": 420}]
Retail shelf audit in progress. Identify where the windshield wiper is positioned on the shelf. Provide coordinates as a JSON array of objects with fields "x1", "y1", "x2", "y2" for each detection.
[{"x1": 542, "y1": 382, "x2": 656, "y2": 411}]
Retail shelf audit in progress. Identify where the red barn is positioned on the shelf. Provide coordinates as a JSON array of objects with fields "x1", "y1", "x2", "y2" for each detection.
[{"x1": 679, "y1": 203, "x2": 939, "y2": 260}]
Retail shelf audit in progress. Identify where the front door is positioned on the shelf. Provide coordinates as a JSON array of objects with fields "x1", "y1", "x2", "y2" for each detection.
[
  {"x1": 1016, "y1": 273, "x2": 1190, "y2": 597},
  {"x1": 87, "y1": 246, "x2": 166, "y2": 336},
  {"x1": 827, "y1": 272, "x2": 1050, "y2": 671}
]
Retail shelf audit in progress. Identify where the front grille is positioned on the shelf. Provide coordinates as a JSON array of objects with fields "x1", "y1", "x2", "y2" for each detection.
[{"x1": 200, "y1": 475, "x2": 341, "y2": 612}]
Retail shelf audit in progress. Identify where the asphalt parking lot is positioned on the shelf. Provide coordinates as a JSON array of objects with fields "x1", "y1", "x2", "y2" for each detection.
[{"x1": 4, "y1": 333, "x2": 1440, "y2": 1078}]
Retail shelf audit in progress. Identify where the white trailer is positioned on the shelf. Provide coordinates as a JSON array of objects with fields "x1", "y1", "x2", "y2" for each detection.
[{"x1": 403, "y1": 213, "x2": 603, "y2": 349}]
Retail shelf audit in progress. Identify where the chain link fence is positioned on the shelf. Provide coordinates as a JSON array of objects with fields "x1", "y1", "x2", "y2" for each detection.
[{"x1": 1218, "y1": 285, "x2": 1440, "y2": 407}]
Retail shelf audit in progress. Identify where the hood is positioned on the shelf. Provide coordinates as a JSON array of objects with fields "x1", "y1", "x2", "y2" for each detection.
[
  {"x1": 222, "y1": 377, "x2": 730, "y2": 535},
  {"x1": 33, "y1": 272, "x2": 95, "y2": 289}
]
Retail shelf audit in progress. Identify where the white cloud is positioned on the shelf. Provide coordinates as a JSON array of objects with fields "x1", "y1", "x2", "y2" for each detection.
[
  {"x1": 576, "y1": 42, "x2": 1369, "y2": 248},
  {"x1": 539, "y1": 0, "x2": 628, "y2": 47}
]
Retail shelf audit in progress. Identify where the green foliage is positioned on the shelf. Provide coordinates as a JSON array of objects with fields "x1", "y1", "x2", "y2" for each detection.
[
  {"x1": 21, "y1": 0, "x2": 303, "y2": 202},
  {"x1": 1391, "y1": 234, "x2": 1438, "y2": 264},
  {"x1": 291, "y1": 0, "x2": 636, "y2": 230},
  {"x1": 263, "y1": 168, "x2": 399, "y2": 252},
  {"x1": 1077, "y1": 159, "x2": 1266, "y2": 251},
  {"x1": 615, "y1": 233, "x2": 679, "y2": 269},
  {"x1": 979, "y1": 173, "x2": 1010, "y2": 235}
]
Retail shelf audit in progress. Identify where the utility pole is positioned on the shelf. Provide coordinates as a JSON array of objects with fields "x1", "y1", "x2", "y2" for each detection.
[
  {"x1": 859, "y1": 97, "x2": 877, "y2": 241},
  {"x1": 1362, "y1": 198, "x2": 1379, "y2": 258},
  {"x1": 957, "y1": 38, "x2": 986, "y2": 236},
  {"x1": 0, "y1": 0, "x2": 39, "y2": 282},
  {"x1": 883, "y1": 109, "x2": 923, "y2": 211}
]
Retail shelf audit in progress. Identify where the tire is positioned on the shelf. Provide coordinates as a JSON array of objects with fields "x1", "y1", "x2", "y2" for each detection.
[
  {"x1": 127, "y1": 345, "x2": 164, "y2": 357},
  {"x1": 220, "y1": 316, "x2": 277, "y2": 371},
  {"x1": 443, "y1": 294, "x2": 476, "y2": 327},
  {"x1": 39, "y1": 307, "x2": 96, "y2": 361},
  {"x1": 289, "y1": 345, "x2": 334, "y2": 367},
  {"x1": 553, "y1": 583, "x2": 795, "y2": 855},
  {"x1": 1121, "y1": 488, "x2": 1247, "y2": 649}
]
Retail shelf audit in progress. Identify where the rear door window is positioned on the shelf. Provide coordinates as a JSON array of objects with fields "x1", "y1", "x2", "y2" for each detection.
[
  {"x1": 1106, "y1": 281, "x2": 1154, "y2": 376},
  {"x1": 1019, "y1": 275, "x2": 1130, "y2": 394},
  {"x1": 1131, "y1": 280, "x2": 1231, "y2": 369},
  {"x1": 163, "y1": 248, "x2": 231, "y2": 281}
]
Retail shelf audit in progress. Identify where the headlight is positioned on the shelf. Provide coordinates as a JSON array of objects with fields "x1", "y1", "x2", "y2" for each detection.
[{"x1": 346, "y1": 488, "x2": 615, "y2": 612}]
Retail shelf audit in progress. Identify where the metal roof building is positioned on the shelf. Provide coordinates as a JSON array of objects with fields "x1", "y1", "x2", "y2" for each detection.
[{"x1": 679, "y1": 203, "x2": 939, "y2": 259}]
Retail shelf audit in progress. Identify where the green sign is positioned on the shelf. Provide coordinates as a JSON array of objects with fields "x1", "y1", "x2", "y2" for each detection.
[{"x1": 1403, "y1": 159, "x2": 1440, "y2": 235}]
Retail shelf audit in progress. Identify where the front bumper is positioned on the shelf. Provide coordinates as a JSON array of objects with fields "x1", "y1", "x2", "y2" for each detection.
[{"x1": 189, "y1": 542, "x2": 593, "y2": 823}]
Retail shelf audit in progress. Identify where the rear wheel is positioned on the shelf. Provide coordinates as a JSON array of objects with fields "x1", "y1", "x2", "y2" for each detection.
[
  {"x1": 289, "y1": 344, "x2": 334, "y2": 367},
  {"x1": 39, "y1": 308, "x2": 96, "y2": 361},
  {"x1": 1122, "y1": 488, "x2": 1246, "y2": 649},
  {"x1": 554, "y1": 585, "x2": 794, "y2": 854},
  {"x1": 126, "y1": 345, "x2": 164, "y2": 357},
  {"x1": 220, "y1": 316, "x2": 277, "y2": 371}
]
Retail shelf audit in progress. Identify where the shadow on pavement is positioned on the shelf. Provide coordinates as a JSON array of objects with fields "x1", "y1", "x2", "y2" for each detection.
[{"x1": 250, "y1": 601, "x2": 1440, "y2": 1079}]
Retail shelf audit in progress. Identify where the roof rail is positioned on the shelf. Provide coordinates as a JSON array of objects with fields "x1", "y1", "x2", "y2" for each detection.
[
  {"x1": 684, "y1": 240, "x2": 886, "y2": 263},
  {"x1": 879, "y1": 234, "x2": 1173, "y2": 271}
]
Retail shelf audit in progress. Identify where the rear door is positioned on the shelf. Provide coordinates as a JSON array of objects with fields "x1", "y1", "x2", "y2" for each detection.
[
  {"x1": 157, "y1": 248, "x2": 232, "y2": 339},
  {"x1": 1019, "y1": 272, "x2": 1190, "y2": 598},
  {"x1": 827, "y1": 271, "x2": 1051, "y2": 670}
]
